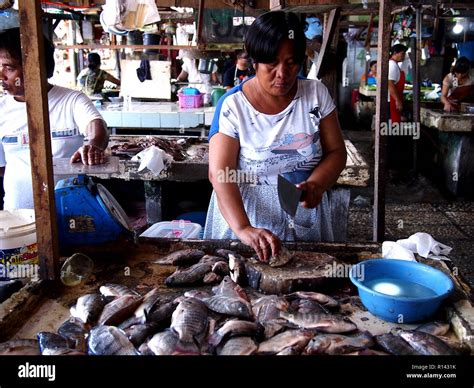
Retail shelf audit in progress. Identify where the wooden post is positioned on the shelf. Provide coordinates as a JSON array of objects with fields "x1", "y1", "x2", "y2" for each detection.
[
  {"x1": 364, "y1": 13, "x2": 374, "y2": 86},
  {"x1": 18, "y1": 0, "x2": 60, "y2": 280},
  {"x1": 413, "y1": 5, "x2": 422, "y2": 172},
  {"x1": 373, "y1": 0, "x2": 391, "y2": 242},
  {"x1": 196, "y1": 0, "x2": 205, "y2": 44}
]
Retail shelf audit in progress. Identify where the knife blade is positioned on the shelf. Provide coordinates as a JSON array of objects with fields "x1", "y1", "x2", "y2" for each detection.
[{"x1": 277, "y1": 174, "x2": 303, "y2": 218}]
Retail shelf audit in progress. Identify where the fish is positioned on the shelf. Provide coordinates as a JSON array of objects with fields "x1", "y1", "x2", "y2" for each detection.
[
  {"x1": 204, "y1": 295, "x2": 253, "y2": 320},
  {"x1": 165, "y1": 262, "x2": 212, "y2": 286},
  {"x1": 125, "y1": 323, "x2": 159, "y2": 347},
  {"x1": 70, "y1": 293, "x2": 106, "y2": 324},
  {"x1": 251, "y1": 295, "x2": 289, "y2": 339},
  {"x1": 212, "y1": 276, "x2": 249, "y2": 301},
  {"x1": 148, "y1": 330, "x2": 180, "y2": 355},
  {"x1": 133, "y1": 288, "x2": 160, "y2": 319},
  {"x1": 154, "y1": 249, "x2": 205, "y2": 266},
  {"x1": 228, "y1": 253, "x2": 246, "y2": 284},
  {"x1": 276, "y1": 346, "x2": 303, "y2": 355},
  {"x1": 268, "y1": 246, "x2": 293, "y2": 267},
  {"x1": 170, "y1": 297, "x2": 209, "y2": 346},
  {"x1": 397, "y1": 330, "x2": 459, "y2": 356},
  {"x1": 146, "y1": 300, "x2": 179, "y2": 326},
  {"x1": 217, "y1": 337, "x2": 258, "y2": 355},
  {"x1": 416, "y1": 321, "x2": 451, "y2": 337},
  {"x1": 289, "y1": 298, "x2": 330, "y2": 315},
  {"x1": 42, "y1": 348, "x2": 86, "y2": 355},
  {"x1": 347, "y1": 349, "x2": 389, "y2": 356},
  {"x1": 257, "y1": 330, "x2": 314, "y2": 354},
  {"x1": 87, "y1": 325, "x2": 138, "y2": 355},
  {"x1": 37, "y1": 332, "x2": 72, "y2": 354},
  {"x1": 375, "y1": 333, "x2": 420, "y2": 355},
  {"x1": 98, "y1": 295, "x2": 143, "y2": 326},
  {"x1": 0, "y1": 339, "x2": 40, "y2": 355},
  {"x1": 305, "y1": 332, "x2": 374, "y2": 355},
  {"x1": 208, "y1": 320, "x2": 263, "y2": 347},
  {"x1": 203, "y1": 272, "x2": 222, "y2": 284},
  {"x1": 279, "y1": 311, "x2": 357, "y2": 333},
  {"x1": 215, "y1": 249, "x2": 245, "y2": 261},
  {"x1": 58, "y1": 318, "x2": 89, "y2": 352},
  {"x1": 138, "y1": 342, "x2": 155, "y2": 356},
  {"x1": 99, "y1": 283, "x2": 140, "y2": 297},
  {"x1": 286, "y1": 291, "x2": 339, "y2": 308},
  {"x1": 199, "y1": 255, "x2": 228, "y2": 265},
  {"x1": 212, "y1": 261, "x2": 230, "y2": 276}
]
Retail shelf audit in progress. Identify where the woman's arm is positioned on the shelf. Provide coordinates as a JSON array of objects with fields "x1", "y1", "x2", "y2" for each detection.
[
  {"x1": 440, "y1": 75, "x2": 455, "y2": 112},
  {"x1": 105, "y1": 72, "x2": 121, "y2": 86},
  {"x1": 209, "y1": 133, "x2": 280, "y2": 261},
  {"x1": 297, "y1": 110, "x2": 347, "y2": 208},
  {"x1": 177, "y1": 70, "x2": 189, "y2": 82}
]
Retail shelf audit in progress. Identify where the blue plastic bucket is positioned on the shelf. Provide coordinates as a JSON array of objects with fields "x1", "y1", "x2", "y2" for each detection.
[{"x1": 349, "y1": 259, "x2": 454, "y2": 323}]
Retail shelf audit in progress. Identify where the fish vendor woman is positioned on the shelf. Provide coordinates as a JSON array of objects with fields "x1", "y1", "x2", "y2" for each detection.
[{"x1": 205, "y1": 11, "x2": 347, "y2": 262}]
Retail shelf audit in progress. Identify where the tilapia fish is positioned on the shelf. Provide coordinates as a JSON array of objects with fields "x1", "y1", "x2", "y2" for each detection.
[
  {"x1": 268, "y1": 247, "x2": 293, "y2": 267},
  {"x1": 375, "y1": 333, "x2": 419, "y2": 356},
  {"x1": 133, "y1": 288, "x2": 160, "y2": 319},
  {"x1": 70, "y1": 293, "x2": 106, "y2": 324},
  {"x1": 204, "y1": 295, "x2": 253, "y2": 320},
  {"x1": 228, "y1": 253, "x2": 246, "y2": 284},
  {"x1": 203, "y1": 272, "x2": 222, "y2": 284},
  {"x1": 416, "y1": 321, "x2": 450, "y2": 337},
  {"x1": 37, "y1": 332, "x2": 72, "y2": 354},
  {"x1": 88, "y1": 326, "x2": 138, "y2": 356},
  {"x1": 171, "y1": 297, "x2": 209, "y2": 346},
  {"x1": 397, "y1": 330, "x2": 459, "y2": 356},
  {"x1": 279, "y1": 311, "x2": 357, "y2": 333},
  {"x1": 286, "y1": 291, "x2": 339, "y2": 308},
  {"x1": 148, "y1": 330, "x2": 179, "y2": 355},
  {"x1": 58, "y1": 318, "x2": 89, "y2": 352},
  {"x1": 216, "y1": 249, "x2": 245, "y2": 261},
  {"x1": 100, "y1": 283, "x2": 139, "y2": 297},
  {"x1": 154, "y1": 249, "x2": 205, "y2": 266},
  {"x1": 218, "y1": 337, "x2": 258, "y2": 355},
  {"x1": 212, "y1": 275, "x2": 249, "y2": 301},
  {"x1": 98, "y1": 295, "x2": 143, "y2": 326},
  {"x1": 165, "y1": 262, "x2": 212, "y2": 286},
  {"x1": 209, "y1": 320, "x2": 263, "y2": 347},
  {"x1": 257, "y1": 330, "x2": 314, "y2": 354},
  {"x1": 305, "y1": 332, "x2": 374, "y2": 355}
]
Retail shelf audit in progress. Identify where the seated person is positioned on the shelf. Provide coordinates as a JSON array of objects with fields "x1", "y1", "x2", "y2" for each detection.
[
  {"x1": 441, "y1": 56, "x2": 474, "y2": 112},
  {"x1": 77, "y1": 53, "x2": 120, "y2": 97},
  {"x1": 223, "y1": 50, "x2": 254, "y2": 89},
  {"x1": 360, "y1": 60, "x2": 377, "y2": 87}
]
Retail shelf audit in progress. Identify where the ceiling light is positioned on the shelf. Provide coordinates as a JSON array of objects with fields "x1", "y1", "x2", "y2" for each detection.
[{"x1": 453, "y1": 20, "x2": 464, "y2": 34}]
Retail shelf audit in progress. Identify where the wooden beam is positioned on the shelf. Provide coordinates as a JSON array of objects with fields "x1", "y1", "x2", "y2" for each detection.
[
  {"x1": 412, "y1": 5, "x2": 422, "y2": 172},
  {"x1": 373, "y1": 0, "x2": 391, "y2": 242},
  {"x1": 18, "y1": 0, "x2": 60, "y2": 281},
  {"x1": 196, "y1": 0, "x2": 205, "y2": 45},
  {"x1": 315, "y1": 7, "x2": 341, "y2": 81}
]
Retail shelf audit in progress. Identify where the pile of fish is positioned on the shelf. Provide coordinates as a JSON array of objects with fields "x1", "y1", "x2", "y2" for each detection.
[
  {"x1": 111, "y1": 137, "x2": 187, "y2": 161},
  {"x1": 0, "y1": 249, "x2": 463, "y2": 356}
]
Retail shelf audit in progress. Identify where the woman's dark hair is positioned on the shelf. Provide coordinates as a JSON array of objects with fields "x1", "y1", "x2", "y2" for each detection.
[
  {"x1": 390, "y1": 44, "x2": 408, "y2": 56},
  {"x1": 369, "y1": 60, "x2": 377, "y2": 68},
  {"x1": 452, "y1": 56, "x2": 471, "y2": 75},
  {"x1": 0, "y1": 28, "x2": 55, "y2": 78},
  {"x1": 245, "y1": 11, "x2": 306, "y2": 65},
  {"x1": 87, "y1": 52, "x2": 101, "y2": 70}
]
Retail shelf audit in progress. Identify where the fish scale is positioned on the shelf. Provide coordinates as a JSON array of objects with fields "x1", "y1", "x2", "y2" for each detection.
[{"x1": 171, "y1": 298, "x2": 209, "y2": 343}]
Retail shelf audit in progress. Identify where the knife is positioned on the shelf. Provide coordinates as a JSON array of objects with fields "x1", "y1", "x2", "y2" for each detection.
[{"x1": 277, "y1": 174, "x2": 304, "y2": 218}]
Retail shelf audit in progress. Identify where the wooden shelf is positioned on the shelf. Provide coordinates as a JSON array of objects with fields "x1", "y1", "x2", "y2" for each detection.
[{"x1": 55, "y1": 43, "x2": 246, "y2": 51}]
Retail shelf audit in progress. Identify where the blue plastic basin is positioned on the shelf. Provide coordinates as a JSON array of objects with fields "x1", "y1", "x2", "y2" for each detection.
[{"x1": 349, "y1": 259, "x2": 454, "y2": 323}]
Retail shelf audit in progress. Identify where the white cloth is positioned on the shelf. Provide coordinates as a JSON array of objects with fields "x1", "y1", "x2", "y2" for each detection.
[
  {"x1": 0, "y1": 85, "x2": 103, "y2": 210},
  {"x1": 387, "y1": 59, "x2": 401, "y2": 102},
  {"x1": 131, "y1": 146, "x2": 172, "y2": 176},
  {"x1": 307, "y1": 51, "x2": 319, "y2": 80},
  {"x1": 382, "y1": 232, "x2": 453, "y2": 262},
  {"x1": 181, "y1": 58, "x2": 217, "y2": 104},
  {"x1": 211, "y1": 79, "x2": 335, "y2": 185}
]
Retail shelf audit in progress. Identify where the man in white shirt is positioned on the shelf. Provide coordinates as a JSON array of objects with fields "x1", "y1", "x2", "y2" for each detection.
[
  {"x1": 0, "y1": 28, "x2": 109, "y2": 210},
  {"x1": 388, "y1": 44, "x2": 408, "y2": 123}
]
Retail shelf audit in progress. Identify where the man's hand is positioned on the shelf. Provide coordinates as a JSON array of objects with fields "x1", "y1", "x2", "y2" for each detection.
[
  {"x1": 236, "y1": 225, "x2": 280, "y2": 263},
  {"x1": 70, "y1": 144, "x2": 106, "y2": 165},
  {"x1": 396, "y1": 98, "x2": 404, "y2": 113}
]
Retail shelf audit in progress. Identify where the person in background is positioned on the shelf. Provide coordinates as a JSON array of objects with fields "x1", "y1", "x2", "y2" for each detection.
[
  {"x1": 223, "y1": 50, "x2": 254, "y2": 89},
  {"x1": 360, "y1": 60, "x2": 377, "y2": 87},
  {"x1": 205, "y1": 11, "x2": 347, "y2": 262},
  {"x1": 0, "y1": 28, "x2": 109, "y2": 210},
  {"x1": 77, "y1": 53, "x2": 120, "y2": 97},
  {"x1": 177, "y1": 49, "x2": 218, "y2": 104},
  {"x1": 441, "y1": 56, "x2": 474, "y2": 112},
  {"x1": 306, "y1": 35, "x2": 322, "y2": 80},
  {"x1": 388, "y1": 44, "x2": 408, "y2": 123}
]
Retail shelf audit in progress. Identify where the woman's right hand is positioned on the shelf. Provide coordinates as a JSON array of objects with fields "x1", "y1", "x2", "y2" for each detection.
[{"x1": 236, "y1": 226, "x2": 281, "y2": 263}]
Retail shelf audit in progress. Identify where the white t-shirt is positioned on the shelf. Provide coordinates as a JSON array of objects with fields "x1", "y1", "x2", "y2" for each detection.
[
  {"x1": 387, "y1": 59, "x2": 402, "y2": 102},
  {"x1": 181, "y1": 58, "x2": 217, "y2": 103},
  {"x1": 209, "y1": 79, "x2": 336, "y2": 185},
  {"x1": 0, "y1": 85, "x2": 103, "y2": 210}
]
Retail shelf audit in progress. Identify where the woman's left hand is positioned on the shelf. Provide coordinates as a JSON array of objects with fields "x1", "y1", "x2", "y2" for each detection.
[
  {"x1": 296, "y1": 180, "x2": 324, "y2": 208},
  {"x1": 70, "y1": 144, "x2": 106, "y2": 166}
]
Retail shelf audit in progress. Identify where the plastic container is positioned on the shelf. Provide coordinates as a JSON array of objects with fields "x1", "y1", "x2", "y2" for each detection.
[
  {"x1": 176, "y1": 211, "x2": 207, "y2": 228},
  {"x1": 60, "y1": 253, "x2": 94, "y2": 286},
  {"x1": 0, "y1": 210, "x2": 38, "y2": 280},
  {"x1": 350, "y1": 259, "x2": 454, "y2": 323},
  {"x1": 178, "y1": 92, "x2": 204, "y2": 109},
  {"x1": 140, "y1": 221, "x2": 202, "y2": 239}
]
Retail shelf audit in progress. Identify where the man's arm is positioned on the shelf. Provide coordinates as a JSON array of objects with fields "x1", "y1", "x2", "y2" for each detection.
[
  {"x1": 70, "y1": 119, "x2": 109, "y2": 165},
  {"x1": 105, "y1": 72, "x2": 120, "y2": 86},
  {"x1": 388, "y1": 80, "x2": 403, "y2": 112}
]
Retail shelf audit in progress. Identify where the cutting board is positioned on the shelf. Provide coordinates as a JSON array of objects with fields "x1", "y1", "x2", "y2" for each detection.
[
  {"x1": 53, "y1": 156, "x2": 120, "y2": 176},
  {"x1": 244, "y1": 251, "x2": 345, "y2": 295}
]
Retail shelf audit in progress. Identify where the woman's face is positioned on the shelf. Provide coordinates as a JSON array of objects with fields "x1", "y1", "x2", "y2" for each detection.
[
  {"x1": 455, "y1": 71, "x2": 468, "y2": 81},
  {"x1": 254, "y1": 39, "x2": 300, "y2": 97},
  {"x1": 370, "y1": 63, "x2": 377, "y2": 74}
]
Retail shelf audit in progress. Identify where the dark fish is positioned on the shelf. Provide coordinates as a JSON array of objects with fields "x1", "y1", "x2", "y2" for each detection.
[
  {"x1": 398, "y1": 330, "x2": 459, "y2": 356},
  {"x1": 154, "y1": 249, "x2": 205, "y2": 266},
  {"x1": 305, "y1": 332, "x2": 374, "y2": 355},
  {"x1": 133, "y1": 288, "x2": 160, "y2": 319},
  {"x1": 88, "y1": 326, "x2": 138, "y2": 355},
  {"x1": 212, "y1": 261, "x2": 230, "y2": 276},
  {"x1": 212, "y1": 276, "x2": 249, "y2": 301},
  {"x1": 125, "y1": 323, "x2": 159, "y2": 347},
  {"x1": 70, "y1": 293, "x2": 106, "y2": 324},
  {"x1": 146, "y1": 300, "x2": 179, "y2": 326},
  {"x1": 165, "y1": 262, "x2": 212, "y2": 286},
  {"x1": 257, "y1": 330, "x2": 314, "y2": 354},
  {"x1": 98, "y1": 295, "x2": 143, "y2": 326},
  {"x1": 416, "y1": 321, "x2": 450, "y2": 337},
  {"x1": 199, "y1": 255, "x2": 228, "y2": 265},
  {"x1": 216, "y1": 249, "x2": 244, "y2": 261},
  {"x1": 138, "y1": 342, "x2": 155, "y2": 356},
  {"x1": 209, "y1": 320, "x2": 263, "y2": 347},
  {"x1": 58, "y1": 318, "x2": 89, "y2": 352},
  {"x1": 204, "y1": 295, "x2": 253, "y2": 320},
  {"x1": 228, "y1": 253, "x2": 246, "y2": 284},
  {"x1": 203, "y1": 272, "x2": 222, "y2": 284},
  {"x1": 37, "y1": 332, "x2": 72, "y2": 354},
  {"x1": 375, "y1": 333, "x2": 420, "y2": 355},
  {"x1": 280, "y1": 311, "x2": 357, "y2": 333},
  {"x1": 268, "y1": 246, "x2": 293, "y2": 267},
  {"x1": 42, "y1": 348, "x2": 86, "y2": 355},
  {"x1": 0, "y1": 339, "x2": 40, "y2": 355},
  {"x1": 276, "y1": 346, "x2": 303, "y2": 355}
]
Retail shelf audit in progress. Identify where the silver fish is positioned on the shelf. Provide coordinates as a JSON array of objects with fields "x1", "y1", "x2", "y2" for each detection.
[
  {"x1": 218, "y1": 337, "x2": 258, "y2": 355},
  {"x1": 58, "y1": 318, "x2": 89, "y2": 352},
  {"x1": 212, "y1": 276, "x2": 249, "y2": 301},
  {"x1": 305, "y1": 332, "x2": 374, "y2": 355},
  {"x1": 286, "y1": 291, "x2": 339, "y2": 308},
  {"x1": 37, "y1": 332, "x2": 72, "y2": 354},
  {"x1": 375, "y1": 333, "x2": 420, "y2": 355},
  {"x1": 98, "y1": 295, "x2": 143, "y2": 326},
  {"x1": 276, "y1": 346, "x2": 303, "y2": 355},
  {"x1": 88, "y1": 325, "x2": 138, "y2": 355},
  {"x1": 70, "y1": 293, "x2": 106, "y2": 324},
  {"x1": 228, "y1": 253, "x2": 246, "y2": 284},
  {"x1": 133, "y1": 288, "x2": 160, "y2": 319},
  {"x1": 99, "y1": 283, "x2": 139, "y2": 297},
  {"x1": 154, "y1": 249, "x2": 205, "y2": 265},
  {"x1": 280, "y1": 311, "x2": 357, "y2": 333},
  {"x1": 398, "y1": 330, "x2": 459, "y2": 356},
  {"x1": 257, "y1": 330, "x2": 314, "y2": 354},
  {"x1": 42, "y1": 348, "x2": 86, "y2": 355},
  {"x1": 209, "y1": 319, "x2": 263, "y2": 347},
  {"x1": 171, "y1": 297, "x2": 209, "y2": 345},
  {"x1": 148, "y1": 330, "x2": 180, "y2": 355}
]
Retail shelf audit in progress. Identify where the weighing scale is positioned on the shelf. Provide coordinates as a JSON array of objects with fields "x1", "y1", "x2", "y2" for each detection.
[{"x1": 53, "y1": 157, "x2": 132, "y2": 245}]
